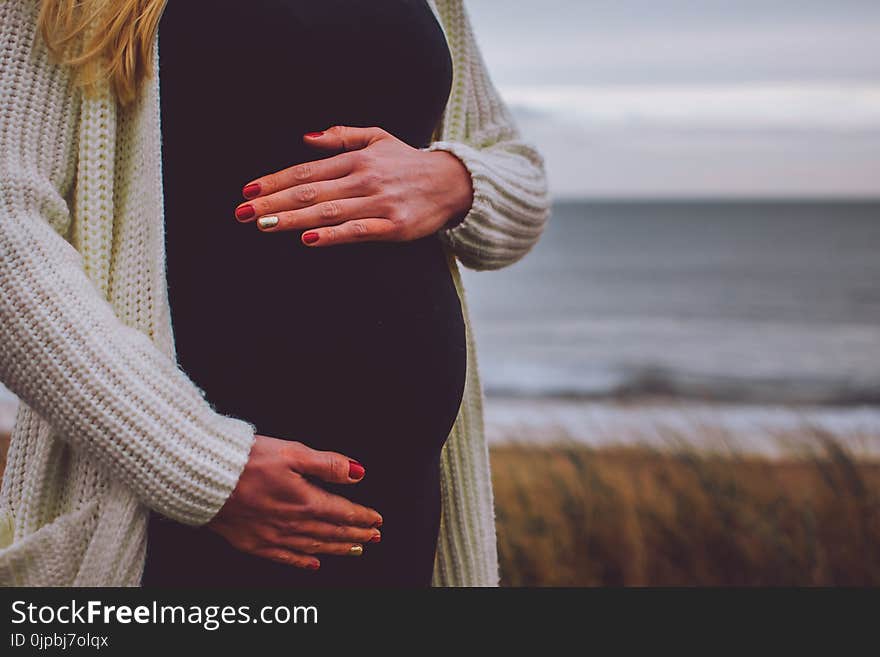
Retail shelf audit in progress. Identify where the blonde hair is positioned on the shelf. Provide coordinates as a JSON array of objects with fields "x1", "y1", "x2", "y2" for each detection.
[{"x1": 38, "y1": 0, "x2": 167, "y2": 107}]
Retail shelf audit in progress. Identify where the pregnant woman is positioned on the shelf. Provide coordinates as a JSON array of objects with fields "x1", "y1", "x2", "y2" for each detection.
[
  {"x1": 0, "y1": 0, "x2": 549, "y2": 587},
  {"x1": 143, "y1": 0, "x2": 469, "y2": 587}
]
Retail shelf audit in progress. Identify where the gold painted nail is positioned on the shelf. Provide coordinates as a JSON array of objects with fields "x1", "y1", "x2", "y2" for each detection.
[
  {"x1": 257, "y1": 215, "x2": 279, "y2": 229},
  {"x1": 349, "y1": 545, "x2": 364, "y2": 557}
]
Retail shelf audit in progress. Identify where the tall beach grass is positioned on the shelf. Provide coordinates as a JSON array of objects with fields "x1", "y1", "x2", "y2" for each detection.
[{"x1": 491, "y1": 434, "x2": 880, "y2": 586}]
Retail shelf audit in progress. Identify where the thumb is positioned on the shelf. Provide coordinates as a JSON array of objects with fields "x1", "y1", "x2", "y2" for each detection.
[
  {"x1": 285, "y1": 441, "x2": 366, "y2": 484},
  {"x1": 303, "y1": 125, "x2": 388, "y2": 152}
]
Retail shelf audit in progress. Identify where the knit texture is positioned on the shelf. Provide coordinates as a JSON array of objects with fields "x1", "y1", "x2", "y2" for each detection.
[{"x1": 0, "y1": 0, "x2": 550, "y2": 587}]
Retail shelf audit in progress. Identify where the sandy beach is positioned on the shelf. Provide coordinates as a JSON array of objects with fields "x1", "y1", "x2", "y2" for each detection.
[{"x1": 484, "y1": 395, "x2": 880, "y2": 458}]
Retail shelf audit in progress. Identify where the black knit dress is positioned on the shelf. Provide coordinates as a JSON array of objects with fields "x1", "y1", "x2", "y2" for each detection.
[{"x1": 141, "y1": 0, "x2": 466, "y2": 588}]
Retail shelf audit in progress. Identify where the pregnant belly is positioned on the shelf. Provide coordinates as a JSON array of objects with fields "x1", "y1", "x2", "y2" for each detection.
[{"x1": 169, "y1": 231, "x2": 467, "y2": 459}]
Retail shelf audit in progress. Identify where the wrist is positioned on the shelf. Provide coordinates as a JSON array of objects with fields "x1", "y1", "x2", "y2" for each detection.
[{"x1": 428, "y1": 150, "x2": 474, "y2": 230}]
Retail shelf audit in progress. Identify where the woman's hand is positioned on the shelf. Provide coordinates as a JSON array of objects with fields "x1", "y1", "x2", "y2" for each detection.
[
  {"x1": 233, "y1": 125, "x2": 475, "y2": 246},
  {"x1": 206, "y1": 435, "x2": 383, "y2": 571}
]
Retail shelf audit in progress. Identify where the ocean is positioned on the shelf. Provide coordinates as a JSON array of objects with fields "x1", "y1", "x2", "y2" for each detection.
[
  {"x1": 460, "y1": 200, "x2": 880, "y2": 454},
  {"x1": 3, "y1": 200, "x2": 880, "y2": 454},
  {"x1": 462, "y1": 199, "x2": 880, "y2": 403}
]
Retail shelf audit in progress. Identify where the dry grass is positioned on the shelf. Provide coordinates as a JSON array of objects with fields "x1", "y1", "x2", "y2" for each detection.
[
  {"x1": 3, "y1": 431, "x2": 880, "y2": 586},
  {"x1": 490, "y1": 436, "x2": 880, "y2": 586}
]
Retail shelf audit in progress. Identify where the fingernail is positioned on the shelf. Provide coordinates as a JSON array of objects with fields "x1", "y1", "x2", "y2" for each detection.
[
  {"x1": 302, "y1": 232, "x2": 320, "y2": 244},
  {"x1": 348, "y1": 460, "x2": 365, "y2": 480},
  {"x1": 305, "y1": 131, "x2": 325, "y2": 138},
  {"x1": 242, "y1": 183, "x2": 261, "y2": 199},
  {"x1": 349, "y1": 545, "x2": 364, "y2": 557},
  {"x1": 257, "y1": 216, "x2": 279, "y2": 230},
  {"x1": 307, "y1": 561, "x2": 320, "y2": 570},
  {"x1": 373, "y1": 517, "x2": 383, "y2": 529},
  {"x1": 369, "y1": 533, "x2": 381, "y2": 543},
  {"x1": 235, "y1": 204, "x2": 255, "y2": 221}
]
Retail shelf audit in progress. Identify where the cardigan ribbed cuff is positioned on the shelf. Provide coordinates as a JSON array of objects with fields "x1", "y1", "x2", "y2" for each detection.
[
  {"x1": 161, "y1": 413, "x2": 257, "y2": 526},
  {"x1": 422, "y1": 139, "x2": 551, "y2": 271},
  {"x1": 422, "y1": 138, "x2": 492, "y2": 238}
]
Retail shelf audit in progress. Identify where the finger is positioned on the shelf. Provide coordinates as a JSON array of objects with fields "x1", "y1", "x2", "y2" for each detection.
[
  {"x1": 256, "y1": 196, "x2": 385, "y2": 233},
  {"x1": 272, "y1": 534, "x2": 367, "y2": 557},
  {"x1": 306, "y1": 484, "x2": 384, "y2": 528},
  {"x1": 301, "y1": 218, "x2": 396, "y2": 247},
  {"x1": 235, "y1": 175, "x2": 364, "y2": 223},
  {"x1": 268, "y1": 499, "x2": 381, "y2": 531},
  {"x1": 304, "y1": 125, "x2": 388, "y2": 153},
  {"x1": 283, "y1": 441, "x2": 367, "y2": 484},
  {"x1": 242, "y1": 151, "x2": 359, "y2": 200},
  {"x1": 275, "y1": 519, "x2": 381, "y2": 544},
  {"x1": 251, "y1": 547, "x2": 320, "y2": 570}
]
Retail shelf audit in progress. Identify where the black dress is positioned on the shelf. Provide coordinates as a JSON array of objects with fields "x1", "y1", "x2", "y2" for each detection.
[{"x1": 141, "y1": 0, "x2": 466, "y2": 588}]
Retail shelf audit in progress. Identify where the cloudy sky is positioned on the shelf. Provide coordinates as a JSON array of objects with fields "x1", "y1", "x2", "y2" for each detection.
[{"x1": 465, "y1": 0, "x2": 880, "y2": 198}]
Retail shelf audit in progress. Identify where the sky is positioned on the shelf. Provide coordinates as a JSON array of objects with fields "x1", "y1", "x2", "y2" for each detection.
[{"x1": 464, "y1": 0, "x2": 880, "y2": 199}]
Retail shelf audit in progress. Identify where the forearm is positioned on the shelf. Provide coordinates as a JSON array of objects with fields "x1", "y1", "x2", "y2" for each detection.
[{"x1": 0, "y1": 202, "x2": 257, "y2": 525}]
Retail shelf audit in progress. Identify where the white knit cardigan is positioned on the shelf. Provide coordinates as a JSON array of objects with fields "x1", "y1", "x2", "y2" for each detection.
[{"x1": 0, "y1": 0, "x2": 550, "y2": 586}]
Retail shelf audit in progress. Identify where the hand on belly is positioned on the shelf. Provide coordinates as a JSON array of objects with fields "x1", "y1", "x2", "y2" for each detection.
[
  {"x1": 175, "y1": 125, "x2": 469, "y2": 570},
  {"x1": 232, "y1": 125, "x2": 474, "y2": 246},
  {"x1": 206, "y1": 435, "x2": 383, "y2": 571}
]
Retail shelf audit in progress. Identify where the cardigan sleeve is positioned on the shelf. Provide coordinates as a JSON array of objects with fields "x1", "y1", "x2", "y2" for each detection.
[
  {"x1": 0, "y1": 1, "x2": 256, "y2": 526},
  {"x1": 423, "y1": 0, "x2": 552, "y2": 271}
]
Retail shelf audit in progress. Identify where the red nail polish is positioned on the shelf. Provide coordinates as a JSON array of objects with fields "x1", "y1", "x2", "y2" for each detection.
[
  {"x1": 235, "y1": 204, "x2": 255, "y2": 221},
  {"x1": 307, "y1": 561, "x2": 320, "y2": 570},
  {"x1": 373, "y1": 518, "x2": 383, "y2": 529},
  {"x1": 242, "y1": 183, "x2": 261, "y2": 199},
  {"x1": 370, "y1": 534, "x2": 381, "y2": 543},
  {"x1": 303, "y1": 232, "x2": 319, "y2": 244},
  {"x1": 349, "y1": 460, "x2": 365, "y2": 480},
  {"x1": 304, "y1": 131, "x2": 325, "y2": 138}
]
